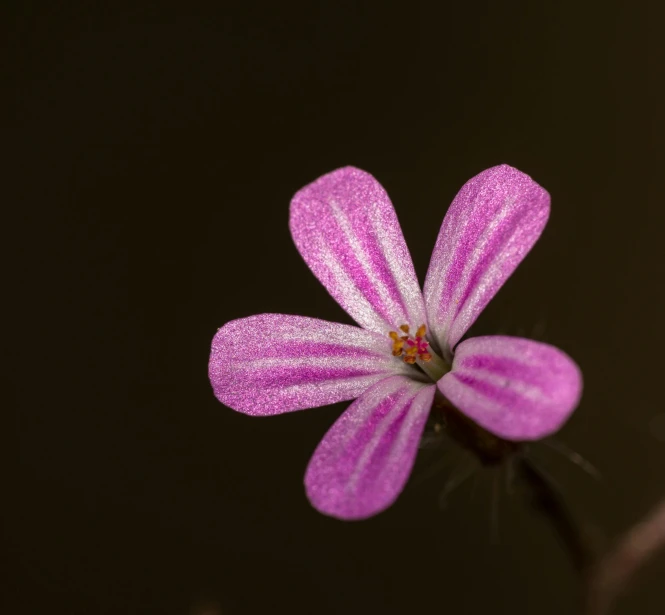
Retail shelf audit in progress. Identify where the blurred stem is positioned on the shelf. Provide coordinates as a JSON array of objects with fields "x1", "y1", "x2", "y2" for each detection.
[
  {"x1": 436, "y1": 401, "x2": 665, "y2": 613},
  {"x1": 586, "y1": 496, "x2": 665, "y2": 615}
]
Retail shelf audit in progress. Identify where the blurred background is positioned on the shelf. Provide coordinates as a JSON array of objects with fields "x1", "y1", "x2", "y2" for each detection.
[{"x1": 6, "y1": 1, "x2": 662, "y2": 613}]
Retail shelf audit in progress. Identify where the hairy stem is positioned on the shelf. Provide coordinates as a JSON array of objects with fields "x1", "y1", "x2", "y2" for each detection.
[{"x1": 516, "y1": 454, "x2": 597, "y2": 574}]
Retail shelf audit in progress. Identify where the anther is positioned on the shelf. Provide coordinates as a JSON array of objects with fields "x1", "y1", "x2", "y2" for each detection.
[
  {"x1": 388, "y1": 323, "x2": 433, "y2": 364},
  {"x1": 391, "y1": 339, "x2": 404, "y2": 356}
]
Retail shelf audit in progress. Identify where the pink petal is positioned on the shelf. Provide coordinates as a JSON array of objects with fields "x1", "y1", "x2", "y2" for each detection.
[
  {"x1": 305, "y1": 375, "x2": 435, "y2": 520},
  {"x1": 209, "y1": 314, "x2": 411, "y2": 416},
  {"x1": 423, "y1": 165, "x2": 550, "y2": 358},
  {"x1": 290, "y1": 167, "x2": 426, "y2": 334},
  {"x1": 438, "y1": 336, "x2": 582, "y2": 441}
]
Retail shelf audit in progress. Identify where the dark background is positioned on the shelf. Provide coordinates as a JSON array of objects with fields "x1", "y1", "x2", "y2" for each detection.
[{"x1": 6, "y1": 2, "x2": 663, "y2": 614}]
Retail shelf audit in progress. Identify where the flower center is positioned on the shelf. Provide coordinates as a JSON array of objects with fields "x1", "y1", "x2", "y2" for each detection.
[
  {"x1": 389, "y1": 324, "x2": 432, "y2": 364},
  {"x1": 388, "y1": 324, "x2": 450, "y2": 382}
]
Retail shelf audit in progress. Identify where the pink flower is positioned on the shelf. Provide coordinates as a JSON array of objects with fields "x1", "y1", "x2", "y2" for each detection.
[{"x1": 209, "y1": 165, "x2": 582, "y2": 520}]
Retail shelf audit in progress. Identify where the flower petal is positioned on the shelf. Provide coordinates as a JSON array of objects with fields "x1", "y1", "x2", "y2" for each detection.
[
  {"x1": 438, "y1": 336, "x2": 582, "y2": 441},
  {"x1": 209, "y1": 314, "x2": 412, "y2": 416},
  {"x1": 423, "y1": 165, "x2": 550, "y2": 358},
  {"x1": 305, "y1": 375, "x2": 435, "y2": 520},
  {"x1": 290, "y1": 167, "x2": 426, "y2": 334}
]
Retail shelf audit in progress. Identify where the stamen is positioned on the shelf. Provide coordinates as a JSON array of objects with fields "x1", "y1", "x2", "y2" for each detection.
[
  {"x1": 388, "y1": 323, "x2": 435, "y2": 364},
  {"x1": 391, "y1": 339, "x2": 404, "y2": 356}
]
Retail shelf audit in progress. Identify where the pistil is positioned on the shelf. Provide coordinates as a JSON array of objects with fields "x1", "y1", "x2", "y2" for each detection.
[{"x1": 388, "y1": 324, "x2": 449, "y2": 381}]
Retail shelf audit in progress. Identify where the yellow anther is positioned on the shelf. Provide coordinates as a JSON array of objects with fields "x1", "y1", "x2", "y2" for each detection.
[{"x1": 389, "y1": 323, "x2": 434, "y2": 365}]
